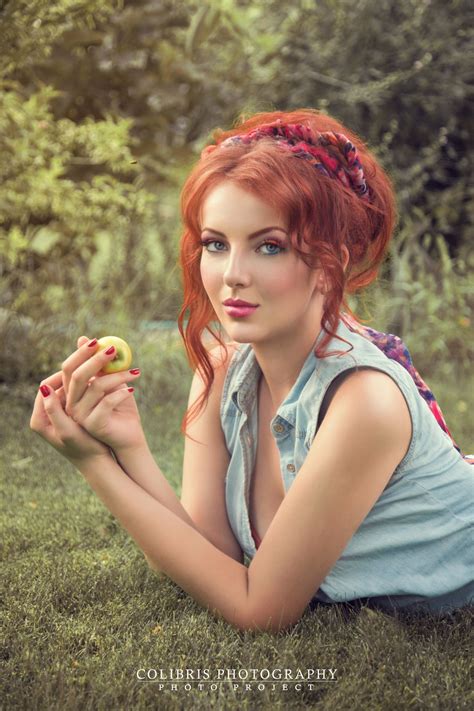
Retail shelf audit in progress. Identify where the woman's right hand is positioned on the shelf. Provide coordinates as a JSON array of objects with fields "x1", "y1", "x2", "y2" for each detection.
[{"x1": 58, "y1": 336, "x2": 147, "y2": 453}]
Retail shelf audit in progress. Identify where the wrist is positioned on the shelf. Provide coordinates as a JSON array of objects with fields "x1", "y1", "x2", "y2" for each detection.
[
  {"x1": 69, "y1": 450, "x2": 114, "y2": 474},
  {"x1": 112, "y1": 440, "x2": 152, "y2": 465}
]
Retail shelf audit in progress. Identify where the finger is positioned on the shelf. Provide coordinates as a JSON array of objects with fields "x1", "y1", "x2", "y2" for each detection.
[
  {"x1": 41, "y1": 370, "x2": 96, "y2": 404},
  {"x1": 72, "y1": 336, "x2": 92, "y2": 390},
  {"x1": 40, "y1": 384, "x2": 76, "y2": 435},
  {"x1": 83, "y1": 387, "x2": 135, "y2": 433},
  {"x1": 30, "y1": 384, "x2": 75, "y2": 450},
  {"x1": 70, "y1": 371, "x2": 141, "y2": 423},
  {"x1": 40, "y1": 361, "x2": 121, "y2": 410},
  {"x1": 30, "y1": 385, "x2": 55, "y2": 435},
  {"x1": 40, "y1": 370, "x2": 64, "y2": 390},
  {"x1": 40, "y1": 374, "x2": 70, "y2": 408},
  {"x1": 77, "y1": 335, "x2": 90, "y2": 349},
  {"x1": 62, "y1": 337, "x2": 101, "y2": 405},
  {"x1": 65, "y1": 345, "x2": 128, "y2": 416},
  {"x1": 56, "y1": 384, "x2": 67, "y2": 408}
]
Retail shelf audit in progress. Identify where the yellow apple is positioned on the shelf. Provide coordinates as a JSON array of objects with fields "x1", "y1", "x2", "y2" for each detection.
[{"x1": 96, "y1": 336, "x2": 133, "y2": 374}]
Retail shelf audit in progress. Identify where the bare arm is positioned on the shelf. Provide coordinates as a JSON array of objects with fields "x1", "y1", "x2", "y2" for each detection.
[
  {"x1": 76, "y1": 453, "x2": 250, "y2": 629},
  {"x1": 113, "y1": 444, "x2": 200, "y2": 531},
  {"x1": 76, "y1": 369, "x2": 410, "y2": 634},
  {"x1": 245, "y1": 369, "x2": 412, "y2": 632},
  {"x1": 112, "y1": 341, "x2": 243, "y2": 565},
  {"x1": 31, "y1": 339, "x2": 250, "y2": 628},
  {"x1": 111, "y1": 444, "x2": 204, "y2": 570}
]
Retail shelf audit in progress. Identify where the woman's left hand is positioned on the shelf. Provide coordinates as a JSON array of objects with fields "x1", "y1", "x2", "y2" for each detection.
[
  {"x1": 30, "y1": 371, "x2": 113, "y2": 466},
  {"x1": 30, "y1": 343, "x2": 139, "y2": 466}
]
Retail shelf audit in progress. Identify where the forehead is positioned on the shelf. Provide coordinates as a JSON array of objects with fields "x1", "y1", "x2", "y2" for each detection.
[{"x1": 200, "y1": 182, "x2": 286, "y2": 227}]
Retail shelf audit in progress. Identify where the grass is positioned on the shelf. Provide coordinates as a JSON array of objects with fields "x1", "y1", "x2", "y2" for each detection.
[{"x1": 1, "y1": 333, "x2": 473, "y2": 710}]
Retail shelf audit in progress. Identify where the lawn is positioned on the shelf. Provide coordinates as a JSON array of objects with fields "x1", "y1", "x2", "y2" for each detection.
[{"x1": 1, "y1": 333, "x2": 472, "y2": 710}]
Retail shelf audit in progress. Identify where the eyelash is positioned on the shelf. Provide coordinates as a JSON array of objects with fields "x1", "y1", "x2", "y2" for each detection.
[{"x1": 199, "y1": 239, "x2": 286, "y2": 256}]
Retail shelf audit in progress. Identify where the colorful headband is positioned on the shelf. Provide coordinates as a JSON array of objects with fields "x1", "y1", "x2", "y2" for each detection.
[{"x1": 213, "y1": 119, "x2": 370, "y2": 202}]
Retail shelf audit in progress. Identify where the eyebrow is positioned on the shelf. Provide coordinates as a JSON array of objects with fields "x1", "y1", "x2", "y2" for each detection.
[{"x1": 200, "y1": 226, "x2": 288, "y2": 239}]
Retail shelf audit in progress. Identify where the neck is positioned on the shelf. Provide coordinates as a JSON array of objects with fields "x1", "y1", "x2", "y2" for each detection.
[{"x1": 252, "y1": 317, "x2": 325, "y2": 412}]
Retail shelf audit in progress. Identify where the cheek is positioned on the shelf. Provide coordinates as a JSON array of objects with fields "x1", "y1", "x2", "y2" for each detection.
[
  {"x1": 268, "y1": 269, "x2": 305, "y2": 298},
  {"x1": 200, "y1": 258, "x2": 219, "y2": 294},
  {"x1": 264, "y1": 278, "x2": 289, "y2": 299}
]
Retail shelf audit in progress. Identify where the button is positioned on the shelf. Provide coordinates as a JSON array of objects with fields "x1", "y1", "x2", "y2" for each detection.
[
  {"x1": 273, "y1": 423, "x2": 285, "y2": 434},
  {"x1": 287, "y1": 463, "x2": 296, "y2": 473}
]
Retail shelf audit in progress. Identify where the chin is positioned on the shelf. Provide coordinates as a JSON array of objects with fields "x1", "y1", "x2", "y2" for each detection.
[
  {"x1": 224, "y1": 329, "x2": 253, "y2": 343},
  {"x1": 224, "y1": 324, "x2": 271, "y2": 346},
  {"x1": 220, "y1": 319, "x2": 253, "y2": 335}
]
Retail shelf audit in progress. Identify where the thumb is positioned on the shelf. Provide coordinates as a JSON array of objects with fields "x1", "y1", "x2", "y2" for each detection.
[{"x1": 40, "y1": 384, "x2": 77, "y2": 442}]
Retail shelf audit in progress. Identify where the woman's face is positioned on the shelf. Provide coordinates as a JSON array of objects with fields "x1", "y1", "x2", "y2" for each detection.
[{"x1": 199, "y1": 181, "x2": 325, "y2": 346}]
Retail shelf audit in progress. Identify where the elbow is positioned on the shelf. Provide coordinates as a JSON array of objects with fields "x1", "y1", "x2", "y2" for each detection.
[
  {"x1": 239, "y1": 579, "x2": 304, "y2": 633},
  {"x1": 236, "y1": 612, "x2": 299, "y2": 634},
  {"x1": 237, "y1": 600, "x2": 301, "y2": 634}
]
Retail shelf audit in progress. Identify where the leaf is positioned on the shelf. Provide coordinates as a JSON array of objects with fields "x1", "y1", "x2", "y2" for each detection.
[
  {"x1": 29, "y1": 228, "x2": 60, "y2": 256},
  {"x1": 185, "y1": 5, "x2": 221, "y2": 58}
]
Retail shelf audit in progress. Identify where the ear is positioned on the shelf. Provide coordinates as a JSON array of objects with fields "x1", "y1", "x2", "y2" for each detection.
[
  {"x1": 314, "y1": 269, "x2": 329, "y2": 296},
  {"x1": 314, "y1": 246, "x2": 350, "y2": 295}
]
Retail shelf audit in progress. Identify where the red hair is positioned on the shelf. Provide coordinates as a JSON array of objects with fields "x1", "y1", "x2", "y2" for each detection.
[{"x1": 177, "y1": 108, "x2": 397, "y2": 438}]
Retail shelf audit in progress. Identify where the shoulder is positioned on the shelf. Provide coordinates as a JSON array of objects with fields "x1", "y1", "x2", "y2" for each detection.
[
  {"x1": 323, "y1": 367, "x2": 412, "y2": 456},
  {"x1": 337, "y1": 366, "x2": 408, "y2": 408}
]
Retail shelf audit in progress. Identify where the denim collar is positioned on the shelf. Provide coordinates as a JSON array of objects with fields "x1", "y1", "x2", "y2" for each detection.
[{"x1": 230, "y1": 318, "x2": 351, "y2": 426}]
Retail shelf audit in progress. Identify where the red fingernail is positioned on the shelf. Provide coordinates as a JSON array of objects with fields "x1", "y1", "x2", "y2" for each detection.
[
  {"x1": 40, "y1": 385, "x2": 50, "y2": 397},
  {"x1": 87, "y1": 338, "x2": 98, "y2": 347},
  {"x1": 129, "y1": 369, "x2": 140, "y2": 375},
  {"x1": 105, "y1": 346, "x2": 115, "y2": 355},
  {"x1": 127, "y1": 387, "x2": 134, "y2": 393}
]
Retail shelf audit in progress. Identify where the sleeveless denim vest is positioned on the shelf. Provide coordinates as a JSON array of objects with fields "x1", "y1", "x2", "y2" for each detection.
[{"x1": 220, "y1": 318, "x2": 474, "y2": 614}]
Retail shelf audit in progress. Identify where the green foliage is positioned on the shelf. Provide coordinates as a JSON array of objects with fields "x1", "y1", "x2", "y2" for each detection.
[
  {"x1": 349, "y1": 236, "x2": 473, "y2": 374},
  {"x1": 0, "y1": 0, "x2": 472, "y2": 383},
  {"x1": 249, "y1": 0, "x2": 473, "y2": 256},
  {"x1": 0, "y1": 85, "x2": 146, "y2": 269},
  {"x1": 2, "y1": 6, "x2": 473, "y2": 703},
  {"x1": 0, "y1": 0, "x2": 120, "y2": 76},
  {"x1": 0, "y1": 80, "x2": 160, "y2": 380}
]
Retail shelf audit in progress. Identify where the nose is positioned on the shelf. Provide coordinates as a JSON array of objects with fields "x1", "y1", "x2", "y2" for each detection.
[{"x1": 222, "y1": 250, "x2": 252, "y2": 289}]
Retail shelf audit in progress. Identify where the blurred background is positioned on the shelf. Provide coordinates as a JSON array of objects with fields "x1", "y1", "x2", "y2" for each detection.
[
  {"x1": 1, "y1": 6, "x2": 473, "y2": 704},
  {"x1": 0, "y1": 0, "x2": 472, "y2": 445}
]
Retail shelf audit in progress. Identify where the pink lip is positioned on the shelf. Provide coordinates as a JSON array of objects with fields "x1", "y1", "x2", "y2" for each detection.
[
  {"x1": 224, "y1": 305, "x2": 259, "y2": 318},
  {"x1": 223, "y1": 299, "x2": 258, "y2": 307}
]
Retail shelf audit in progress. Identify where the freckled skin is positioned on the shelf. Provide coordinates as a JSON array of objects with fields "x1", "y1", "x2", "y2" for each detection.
[{"x1": 199, "y1": 181, "x2": 326, "y2": 354}]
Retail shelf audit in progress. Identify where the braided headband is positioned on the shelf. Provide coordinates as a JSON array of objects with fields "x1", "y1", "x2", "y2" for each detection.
[{"x1": 211, "y1": 119, "x2": 370, "y2": 202}]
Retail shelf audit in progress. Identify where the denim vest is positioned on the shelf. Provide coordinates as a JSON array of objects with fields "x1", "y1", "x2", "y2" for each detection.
[{"x1": 220, "y1": 318, "x2": 474, "y2": 614}]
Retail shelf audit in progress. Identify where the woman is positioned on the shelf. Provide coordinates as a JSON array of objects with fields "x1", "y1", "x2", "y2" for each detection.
[{"x1": 30, "y1": 109, "x2": 474, "y2": 633}]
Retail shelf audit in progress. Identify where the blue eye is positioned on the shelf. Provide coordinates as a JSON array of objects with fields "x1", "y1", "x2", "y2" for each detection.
[
  {"x1": 200, "y1": 240, "x2": 285, "y2": 256},
  {"x1": 200, "y1": 240, "x2": 225, "y2": 252},
  {"x1": 260, "y1": 241, "x2": 284, "y2": 256}
]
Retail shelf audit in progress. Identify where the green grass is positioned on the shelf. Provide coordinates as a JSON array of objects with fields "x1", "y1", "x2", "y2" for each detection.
[{"x1": 1, "y1": 338, "x2": 473, "y2": 710}]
